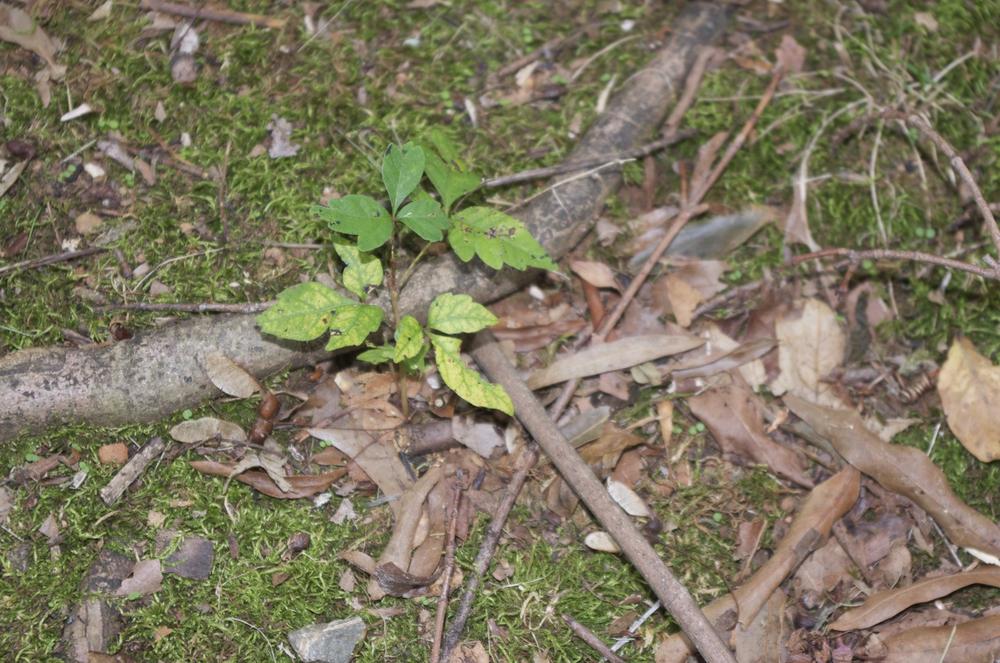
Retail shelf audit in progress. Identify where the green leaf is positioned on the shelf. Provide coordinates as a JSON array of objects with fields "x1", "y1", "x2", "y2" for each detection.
[
  {"x1": 358, "y1": 345, "x2": 396, "y2": 364},
  {"x1": 257, "y1": 282, "x2": 350, "y2": 341},
  {"x1": 314, "y1": 194, "x2": 393, "y2": 252},
  {"x1": 427, "y1": 292, "x2": 498, "y2": 334},
  {"x1": 423, "y1": 148, "x2": 481, "y2": 213},
  {"x1": 394, "y1": 315, "x2": 425, "y2": 362},
  {"x1": 447, "y1": 206, "x2": 558, "y2": 271},
  {"x1": 397, "y1": 195, "x2": 449, "y2": 242},
  {"x1": 431, "y1": 334, "x2": 513, "y2": 415},
  {"x1": 401, "y1": 343, "x2": 429, "y2": 374},
  {"x1": 382, "y1": 143, "x2": 425, "y2": 214},
  {"x1": 324, "y1": 304, "x2": 385, "y2": 351},
  {"x1": 333, "y1": 240, "x2": 383, "y2": 300}
]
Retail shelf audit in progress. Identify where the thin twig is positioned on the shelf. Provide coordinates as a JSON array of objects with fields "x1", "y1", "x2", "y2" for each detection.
[
  {"x1": 0, "y1": 247, "x2": 107, "y2": 278},
  {"x1": 562, "y1": 614, "x2": 627, "y2": 663},
  {"x1": 471, "y1": 335, "x2": 735, "y2": 663},
  {"x1": 430, "y1": 483, "x2": 463, "y2": 663},
  {"x1": 664, "y1": 48, "x2": 715, "y2": 135},
  {"x1": 791, "y1": 248, "x2": 1000, "y2": 282},
  {"x1": 441, "y1": 444, "x2": 539, "y2": 659},
  {"x1": 139, "y1": 0, "x2": 286, "y2": 29},
  {"x1": 95, "y1": 301, "x2": 273, "y2": 313},
  {"x1": 482, "y1": 131, "x2": 693, "y2": 189}
]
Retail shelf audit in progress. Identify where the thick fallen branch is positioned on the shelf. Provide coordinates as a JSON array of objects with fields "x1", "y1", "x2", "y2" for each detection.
[{"x1": 0, "y1": 3, "x2": 729, "y2": 442}]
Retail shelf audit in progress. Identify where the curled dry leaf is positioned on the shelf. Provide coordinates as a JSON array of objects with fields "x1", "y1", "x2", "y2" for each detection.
[
  {"x1": 189, "y1": 460, "x2": 343, "y2": 499},
  {"x1": 882, "y1": 614, "x2": 1000, "y2": 663},
  {"x1": 784, "y1": 395, "x2": 1000, "y2": 559},
  {"x1": 170, "y1": 417, "x2": 246, "y2": 443},
  {"x1": 769, "y1": 298, "x2": 847, "y2": 409},
  {"x1": 0, "y1": 4, "x2": 66, "y2": 79},
  {"x1": 688, "y1": 374, "x2": 813, "y2": 488},
  {"x1": 656, "y1": 467, "x2": 859, "y2": 663},
  {"x1": 527, "y1": 334, "x2": 703, "y2": 389},
  {"x1": 569, "y1": 259, "x2": 619, "y2": 290},
  {"x1": 937, "y1": 337, "x2": 1000, "y2": 462},
  {"x1": 202, "y1": 352, "x2": 260, "y2": 398},
  {"x1": 830, "y1": 567, "x2": 1000, "y2": 632}
]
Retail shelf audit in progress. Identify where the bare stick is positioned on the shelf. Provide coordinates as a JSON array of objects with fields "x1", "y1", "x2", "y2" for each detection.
[
  {"x1": 441, "y1": 444, "x2": 539, "y2": 659},
  {"x1": 430, "y1": 483, "x2": 462, "y2": 663},
  {"x1": 664, "y1": 47, "x2": 716, "y2": 136},
  {"x1": 483, "y1": 131, "x2": 693, "y2": 189},
  {"x1": 95, "y1": 301, "x2": 273, "y2": 314},
  {"x1": 905, "y1": 113, "x2": 1000, "y2": 257},
  {"x1": 471, "y1": 335, "x2": 735, "y2": 663},
  {"x1": 791, "y1": 248, "x2": 1000, "y2": 281},
  {"x1": 139, "y1": 0, "x2": 286, "y2": 29},
  {"x1": 99, "y1": 436, "x2": 167, "y2": 506},
  {"x1": 562, "y1": 614, "x2": 627, "y2": 663},
  {"x1": 0, "y1": 247, "x2": 107, "y2": 278}
]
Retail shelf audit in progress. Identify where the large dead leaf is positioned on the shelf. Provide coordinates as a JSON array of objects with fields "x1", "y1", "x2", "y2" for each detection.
[
  {"x1": 662, "y1": 274, "x2": 703, "y2": 327},
  {"x1": 688, "y1": 374, "x2": 812, "y2": 487},
  {"x1": 784, "y1": 395, "x2": 1000, "y2": 559},
  {"x1": 670, "y1": 326, "x2": 773, "y2": 389},
  {"x1": 189, "y1": 460, "x2": 342, "y2": 499},
  {"x1": 201, "y1": 353, "x2": 260, "y2": 398},
  {"x1": 308, "y1": 428, "x2": 413, "y2": 515},
  {"x1": 170, "y1": 417, "x2": 246, "y2": 443},
  {"x1": 0, "y1": 4, "x2": 65, "y2": 79},
  {"x1": 656, "y1": 467, "x2": 859, "y2": 662},
  {"x1": 114, "y1": 559, "x2": 162, "y2": 597},
  {"x1": 732, "y1": 588, "x2": 789, "y2": 663},
  {"x1": 882, "y1": 614, "x2": 1000, "y2": 663},
  {"x1": 937, "y1": 337, "x2": 1000, "y2": 462},
  {"x1": 569, "y1": 259, "x2": 619, "y2": 290},
  {"x1": 830, "y1": 567, "x2": 1000, "y2": 631},
  {"x1": 527, "y1": 334, "x2": 703, "y2": 389},
  {"x1": 769, "y1": 298, "x2": 847, "y2": 408}
]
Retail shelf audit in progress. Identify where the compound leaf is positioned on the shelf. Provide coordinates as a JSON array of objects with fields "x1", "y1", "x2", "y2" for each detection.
[
  {"x1": 333, "y1": 240, "x2": 383, "y2": 300},
  {"x1": 394, "y1": 315, "x2": 425, "y2": 363},
  {"x1": 382, "y1": 143, "x2": 425, "y2": 215},
  {"x1": 314, "y1": 194, "x2": 392, "y2": 252},
  {"x1": 398, "y1": 194, "x2": 449, "y2": 242},
  {"x1": 324, "y1": 303, "x2": 385, "y2": 351},
  {"x1": 427, "y1": 292, "x2": 498, "y2": 334},
  {"x1": 257, "y1": 282, "x2": 349, "y2": 341},
  {"x1": 431, "y1": 334, "x2": 513, "y2": 415},
  {"x1": 448, "y1": 206, "x2": 558, "y2": 271}
]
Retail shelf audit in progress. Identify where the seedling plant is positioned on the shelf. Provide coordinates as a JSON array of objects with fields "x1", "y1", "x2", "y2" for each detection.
[{"x1": 257, "y1": 133, "x2": 558, "y2": 416}]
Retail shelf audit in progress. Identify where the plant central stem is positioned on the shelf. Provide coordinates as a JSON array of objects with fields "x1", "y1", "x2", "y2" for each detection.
[{"x1": 387, "y1": 232, "x2": 409, "y2": 419}]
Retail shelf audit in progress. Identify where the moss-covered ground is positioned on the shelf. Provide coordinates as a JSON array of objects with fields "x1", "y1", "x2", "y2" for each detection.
[{"x1": 1, "y1": 0, "x2": 998, "y2": 660}]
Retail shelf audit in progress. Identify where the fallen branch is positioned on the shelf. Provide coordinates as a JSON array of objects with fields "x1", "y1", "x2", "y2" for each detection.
[
  {"x1": 99, "y1": 436, "x2": 167, "y2": 506},
  {"x1": 95, "y1": 302, "x2": 273, "y2": 314},
  {"x1": 791, "y1": 247, "x2": 1000, "y2": 282},
  {"x1": 139, "y1": 0, "x2": 286, "y2": 29},
  {"x1": 0, "y1": 3, "x2": 730, "y2": 442},
  {"x1": 471, "y1": 334, "x2": 736, "y2": 663}
]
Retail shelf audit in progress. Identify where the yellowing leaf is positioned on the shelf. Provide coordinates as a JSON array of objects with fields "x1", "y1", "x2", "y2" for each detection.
[
  {"x1": 431, "y1": 334, "x2": 513, "y2": 415},
  {"x1": 324, "y1": 304, "x2": 384, "y2": 351},
  {"x1": 257, "y1": 282, "x2": 349, "y2": 341},
  {"x1": 427, "y1": 292, "x2": 498, "y2": 334},
  {"x1": 393, "y1": 315, "x2": 424, "y2": 362},
  {"x1": 938, "y1": 337, "x2": 1000, "y2": 462},
  {"x1": 333, "y1": 241, "x2": 383, "y2": 300},
  {"x1": 448, "y1": 206, "x2": 558, "y2": 271}
]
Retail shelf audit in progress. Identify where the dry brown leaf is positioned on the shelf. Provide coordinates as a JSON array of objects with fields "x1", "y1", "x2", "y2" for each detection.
[
  {"x1": 0, "y1": 4, "x2": 65, "y2": 79},
  {"x1": 656, "y1": 467, "x2": 860, "y2": 662},
  {"x1": 606, "y1": 478, "x2": 651, "y2": 517},
  {"x1": 784, "y1": 395, "x2": 1000, "y2": 559},
  {"x1": 569, "y1": 259, "x2": 619, "y2": 290},
  {"x1": 669, "y1": 331, "x2": 773, "y2": 388},
  {"x1": 775, "y1": 34, "x2": 805, "y2": 74},
  {"x1": 527, "y1": 334, "x2": 703, "y2": 389},
  {"x1": 690, "y1": 131, "x2": 728, "y2": 195},
  {"x1": 74, "y1": 211, "x2": 102, "y2": 235},
  {"x1": 97, "y1": 442, "x2": 128, "y2": 465},
  {"x1": 115, "y1": 559, "x2": 162, "y2": 597},
  {"x1": 688, "y1": 374, "x2": 813, "y2": 487},
  {"x1": 189, "y1": 460, "x2": 342, "y2": 499},
  {"x1": 882, "y1": 614, "x2": 1000, "y2": 663},
  {"x1": 794, "y1": 538, "x2": 853, "y2": 594},
  {"x1": 937, "y1": 337, "x2": 1000, "y2": 462},
  {"x1": 308, "y1": 428, "x2": 413, "y2": 516},
  {"x1": 663, "y1": 274, "x2": 703, "y2": 327},
  {"x1": 169, "y1": 416, "x2": 246, "y2": 443},
  {"x1": 201, "y1": 352, "x2": 260, "y2": 399},
  {"x1": 732, "y1": 588, "x2": 788, "y2": 663},
  {"x1": 830, "y1": 567, "x2": 1000, "y2": 631},
  {"x1": 584, "y1": 531, "x2": 621, "y2": 553},
  {"x1": 769, "y1": 298, "x2": 847, "y2": 408},
  {"x1": 664, "y1": 258, "x2": 728, "y2": 299}
]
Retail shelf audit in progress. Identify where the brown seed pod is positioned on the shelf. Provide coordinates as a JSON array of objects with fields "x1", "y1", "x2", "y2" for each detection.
[{"x1": 258, "y1": 392, "x2": 280, "y2": 420}]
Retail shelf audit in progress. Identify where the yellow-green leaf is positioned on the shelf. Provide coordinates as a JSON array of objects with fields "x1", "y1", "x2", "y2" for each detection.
[
  {"x1": 431, "y1": 334, "x2": 513, "y2": 415},
  {"x1": 333, "y1": 240, "x2": 383, "y2": 300},
  {"x1": 257, "y1": 282, "x2": 349, "y2": 341},
  {"x1": 394, "y1": 315, "x2": 424, "y2": 363},
  {"x1": 427, "y1": 292, "x2": 498, "y2": 334},
  {"x1": 325, "y1": 304, "x2": 384, "y2": 351}
]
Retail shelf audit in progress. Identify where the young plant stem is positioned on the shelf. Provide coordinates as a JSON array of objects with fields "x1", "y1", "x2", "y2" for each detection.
[
  {"x1": 387, "y1": 232, "x2": 410, "y2": 419},
  {"x1": 398, "y1": 241, "x2": 431, "y2": 291}
]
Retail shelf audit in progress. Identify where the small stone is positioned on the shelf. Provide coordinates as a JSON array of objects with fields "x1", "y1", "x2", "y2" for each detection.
[{"x1": 288, "y1": 617, "x2": 366, "y2": 663}]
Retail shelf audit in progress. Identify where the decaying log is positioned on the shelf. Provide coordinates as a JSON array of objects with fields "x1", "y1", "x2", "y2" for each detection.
[{"x1": 0, "y1": 3, "x2": 729, "y2": 442}]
